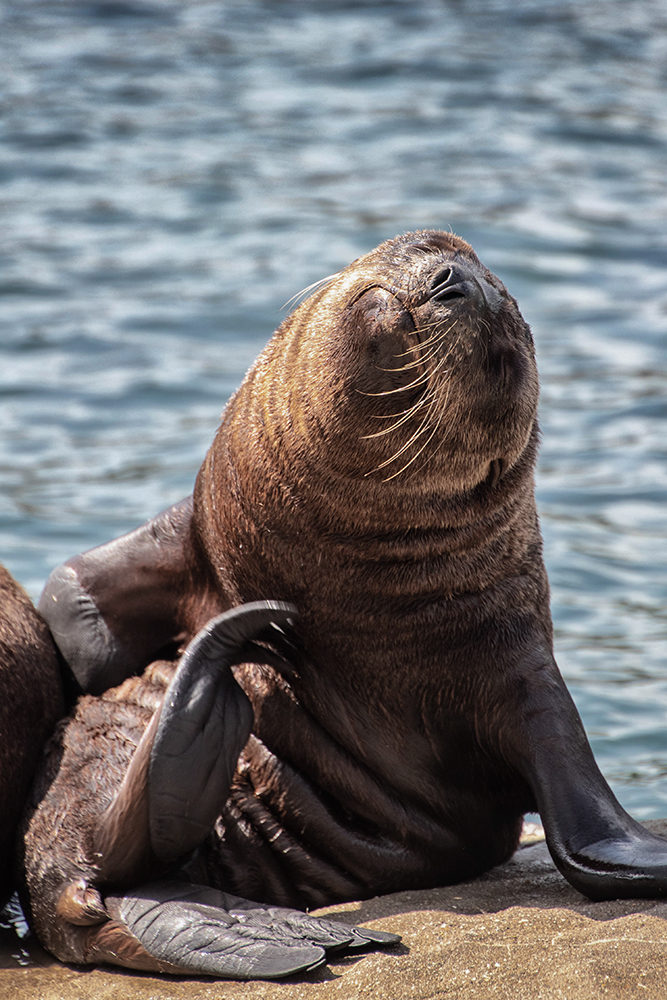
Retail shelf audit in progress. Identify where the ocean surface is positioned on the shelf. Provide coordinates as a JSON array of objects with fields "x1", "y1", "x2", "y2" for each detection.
[{"x1": 1, "y1": 0, "x2": 666, "y2": 840}]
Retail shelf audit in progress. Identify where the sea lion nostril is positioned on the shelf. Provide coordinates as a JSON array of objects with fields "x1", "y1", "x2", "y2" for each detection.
[
  {"x1": 430, "y1": 268, "x2": 454, "y2": 291},
  {"x1": 432, "y1": 287, "x2": 466, "y2": 303},
  {"x1": 429, "y1": 266, "x2": 467, "y2": 303}
]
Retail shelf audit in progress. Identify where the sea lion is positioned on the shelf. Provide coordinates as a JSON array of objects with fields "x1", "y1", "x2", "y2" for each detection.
[
  {"x1": 0, "y1": 564, "x2": 63, "y2": 906},
  {"x1": 21, "y1": 230, "x2": 667, "y2": 979}
]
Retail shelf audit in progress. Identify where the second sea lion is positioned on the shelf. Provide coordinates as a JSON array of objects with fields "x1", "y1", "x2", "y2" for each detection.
[
  {"x1": 0, "y1": 564, "x2": 63, "y2": 907},
  {"x1": 22, "y1": 230, "x2": 667, "y2": 978}
]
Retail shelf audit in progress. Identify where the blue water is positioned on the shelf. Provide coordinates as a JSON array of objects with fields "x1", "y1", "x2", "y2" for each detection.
[{"x1": 1, "y1": 0, "x2": 666, "y2": 817}]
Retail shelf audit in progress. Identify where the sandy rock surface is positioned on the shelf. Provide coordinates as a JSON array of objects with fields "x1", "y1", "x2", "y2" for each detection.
[{"x1": 3, "y1": 821, "x2": 667, "y2": 1000}]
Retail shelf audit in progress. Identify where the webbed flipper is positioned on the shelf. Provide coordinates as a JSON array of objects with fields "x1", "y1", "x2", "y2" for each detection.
[
  {"x1": 506, "y1": 644, "x2": 667, "y2": 901},
  {"x1": 95, "y1": 602, "x2": 297, "y2": 883},
  {"x1": 38, "y1": 497, "x2": 222, "y2": 697},
  {"x1": 148, "y1": 602, "x2": 297, "y2": 864},
  {"x1": 81, "y1": 879, "x2": 399, "y2": 979}
]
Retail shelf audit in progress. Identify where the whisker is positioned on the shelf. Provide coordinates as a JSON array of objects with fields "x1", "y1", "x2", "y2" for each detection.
[
  {"x1": 368, "y1": 356, "x2": 463, "y2": 473},
  {"x1": 362, "y1": 398, "x2": 429, "y2": 439},
  {"x1": 390, "y1": 320, "x2": 454, "y2": 360},
  {"x1": 396, "y1": 334, "x2": 453, "y2": 371},
  {"x1": 390, "y1": 320, "x2": 441, "y2": 358},
  {"x1": 368, "y1": 411, "x2": 435, "y2": 473},
  {"x1": 360, "y1": 335, "x2": 459, "y2": 398},
  {"x1": 362, "y1": 381, "x2": 439, "y2": 438},
  {"x1": 380, "y1": 373, "x2": 459, "y2": 481},
  {"x1": 380, "y1": 411, "x2": 444, "y2": 481},
  {"x1": 281, "y1": 271, "x2": 342, "y2": 312},
  {"x1": 414, "y1": 320, "x2": 457, "y2": 352},
  {"x1": 368, "y1": 380, "x2": 445, "y2": 470},
  {"x1": 358, "y1": 366, "x2": 434, "y2": 397},
  {"x1": 360, "y1": 311, "x2": 477, "y2": 481}
]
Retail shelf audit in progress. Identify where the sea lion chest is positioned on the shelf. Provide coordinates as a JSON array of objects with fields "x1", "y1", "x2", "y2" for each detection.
[
  {"x1": 189, "y1": 234, "x2": 544, "y2": 904},
  {"x1": 194, "y1": 455, "x2": 543, "y2": 906}
]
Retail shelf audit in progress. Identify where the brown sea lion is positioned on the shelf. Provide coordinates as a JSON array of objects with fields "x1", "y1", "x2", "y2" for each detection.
[
  {"x1": 21, "y1": 230, "x2": 667, "y2": 979},
  {"x1": 0, "y1": 564, "x2": 63, "y2": 906}
]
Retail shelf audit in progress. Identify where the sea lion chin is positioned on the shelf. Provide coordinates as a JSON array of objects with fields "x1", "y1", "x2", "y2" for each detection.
[{"x1": 22, "y1": 230, "x2": 667, "y2": 980}]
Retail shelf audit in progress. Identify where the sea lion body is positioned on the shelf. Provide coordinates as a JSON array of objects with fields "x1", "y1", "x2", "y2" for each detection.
[
  {"x1": 190, "y1": 232, "x2": 543, "y2": 905},
  {"x1": 22, "y1": 231, "x2": 667, "y2": 977},
  {"x1": 0, "y1": 564, "x2": 63, "y2": 906}
]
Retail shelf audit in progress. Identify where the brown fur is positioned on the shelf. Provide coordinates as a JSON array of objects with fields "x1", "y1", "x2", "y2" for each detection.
[
  {"x1": 0, "y1": 565, "x2": 63, "y2": 905},
  {"x1": 18, "y1": 660, "x2": 175, "y2": 961},
  {"x1": 22, "y1": 231, "x2": 557, "y2": 962},
  {"x1": 187, "y1": 231, "x2": 545, "y2": 906}
]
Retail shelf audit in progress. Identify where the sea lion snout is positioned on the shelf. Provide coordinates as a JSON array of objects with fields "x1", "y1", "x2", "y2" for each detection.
[{"x1": 426, "y1": 258, "x2": 503, "y2": 314}]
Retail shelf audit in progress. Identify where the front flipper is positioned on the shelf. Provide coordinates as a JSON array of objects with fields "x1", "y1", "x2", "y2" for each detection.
[
  {"x1": 506, "y1": 644, "x2": 667, "y2": 901},
  {"x1": 95, "y1": 602, "x2": 298, "y2": 883},
  {"x1": 81, "y1": 880, "x2": 399, "y2": 979},
  {"x1": 38, "y1": 497, "x2": 223, "y2": 696}
]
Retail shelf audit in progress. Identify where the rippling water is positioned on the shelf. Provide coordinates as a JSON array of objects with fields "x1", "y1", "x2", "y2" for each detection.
[{"x1": 1, "y1": 0, "x2": 666, "y2": 819}]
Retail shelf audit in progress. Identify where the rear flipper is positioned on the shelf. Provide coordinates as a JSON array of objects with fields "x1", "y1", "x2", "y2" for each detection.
[
  {"x1": 26, "y1": 602, "x2": 400, "y2": 978},
  {"x1": 83, "y1": 880, "x2": 399, "y2": 979},
  {"x1": 96, "y1": 601, "x2": 298, "y2": 882}
]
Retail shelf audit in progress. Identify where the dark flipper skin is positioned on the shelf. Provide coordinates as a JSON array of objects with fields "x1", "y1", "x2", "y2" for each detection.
[
  {"x1": 506, "y1": 644, "x2": 667, "y2": 901},
  {"x1": 38, "y1": 497, "x2": 221, "y2": 697},
  {"x1": 19, "y1": 602, "x2": 399, "y2": 979},
  {"x1": 97, "y1": 880, "x2": 398, "y2": 979},
  {"x1": 147, "y1": 603, "x2": 295, "y2": 865},
  {"x1": 92, "y1": 603, "x2": 292, "y2": 886}
]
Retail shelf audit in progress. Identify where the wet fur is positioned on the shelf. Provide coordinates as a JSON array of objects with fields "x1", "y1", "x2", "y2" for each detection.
[{"x1": 0, "y1": 565, "x2": 63, "y2": 905}]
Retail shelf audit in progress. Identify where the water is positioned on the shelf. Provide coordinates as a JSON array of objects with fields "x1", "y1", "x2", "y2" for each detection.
[{"x1": 1, "y1": 0, "x2": 666, "y2": 829}]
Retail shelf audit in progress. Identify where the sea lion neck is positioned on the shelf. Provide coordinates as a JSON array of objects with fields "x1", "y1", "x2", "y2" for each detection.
[{"x1": 197, "y1": 401, "x2": 542, "y2": 609}]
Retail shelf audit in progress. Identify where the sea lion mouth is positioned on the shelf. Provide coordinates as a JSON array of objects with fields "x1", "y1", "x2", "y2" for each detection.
[{"x1": 486, "y1": 457, "x2": 507, "y2": 490}]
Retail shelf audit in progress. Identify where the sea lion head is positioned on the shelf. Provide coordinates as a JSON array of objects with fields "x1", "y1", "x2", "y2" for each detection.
[{"x1": 251, "y1": 230, "x2": 539, "y2": 498}]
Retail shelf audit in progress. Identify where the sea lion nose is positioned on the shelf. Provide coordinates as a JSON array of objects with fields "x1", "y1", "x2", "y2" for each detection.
[{"x1": 429, "y1": 261, "x2": 502, "y2": 313}]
